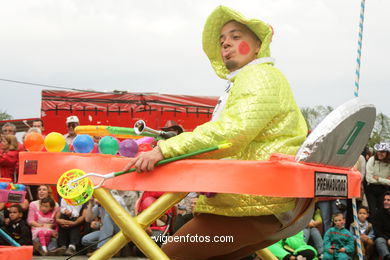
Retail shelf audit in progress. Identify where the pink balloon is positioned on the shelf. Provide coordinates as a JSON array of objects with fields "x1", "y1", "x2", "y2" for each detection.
[{"x1": 135, "y1": 137, "x2": 154, "y2": 145}]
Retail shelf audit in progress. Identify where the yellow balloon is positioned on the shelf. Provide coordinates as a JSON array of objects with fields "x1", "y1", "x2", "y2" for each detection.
[{"x1": 44, "y1": 132, "x2": 66, "y2": 152}]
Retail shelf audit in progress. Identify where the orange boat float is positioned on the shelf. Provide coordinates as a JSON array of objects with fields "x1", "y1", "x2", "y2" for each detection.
[{"x1": 18, "y1": 151, "x2": 360, "y2": 199}]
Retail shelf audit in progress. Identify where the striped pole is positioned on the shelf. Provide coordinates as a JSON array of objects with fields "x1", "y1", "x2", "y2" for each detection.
[
  {"x1": 354, "y1": 0, "x2": 366, "y2": 97},
  {"x1": 352, "y1": 0, "x2": 366, "y2": 259},
  {"x1": 352, "y1": 198, "x2": 364, "y2": 259}
]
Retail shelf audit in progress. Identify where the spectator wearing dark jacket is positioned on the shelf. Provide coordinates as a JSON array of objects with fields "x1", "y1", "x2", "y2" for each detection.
[
  {"x1": 372, "y1": 191, "x2": 390, "y2": 260},
  {"x1": 0, "y1": 204, "x2": 32, "y2": 245}
]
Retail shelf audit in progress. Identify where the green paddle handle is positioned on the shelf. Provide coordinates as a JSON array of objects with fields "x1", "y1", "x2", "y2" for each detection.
[{"x1": 114, "y1": 143, "x2": 232, "y2": 177}]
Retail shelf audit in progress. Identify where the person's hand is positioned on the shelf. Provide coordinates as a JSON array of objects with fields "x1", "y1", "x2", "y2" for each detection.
[
  {"x1": 122, "y1": 146, "x2": 164, "y2": 173},
  {"x1": 360, "y1": 234, "x2": 368, "y2": 241},
  {"x1": 387, "y1": 238, "x2": 390, "y2": 247},
  {"x1": 52, "y1": 231, "x2": 58, "y2": 238},
  {"x1": 373, "y1": 175, "x2": 380, "y2": 181},
  {"x1": 67, "y1": 220, "x2": 76, "y2": 227},
  {"x1": 328, "y1": 249, "x2": 334, "y2": 254},
  {"x1": 91, "y1": 221, "x2": 101, "y2": 229},
  {"x1": 338, "y1": 248, "x2": 346, "y2": 252},
  {"x1": 56, "y1": 219, "x2": 66, "y2": 225}
]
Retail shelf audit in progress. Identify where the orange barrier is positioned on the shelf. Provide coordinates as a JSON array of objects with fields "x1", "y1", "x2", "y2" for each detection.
[
  {"x1": 19, "y1": 152, "x2": 361, "y2": 198},
  {"x1": 0, "y1": 246, "x2": 33, "y2": 260}
]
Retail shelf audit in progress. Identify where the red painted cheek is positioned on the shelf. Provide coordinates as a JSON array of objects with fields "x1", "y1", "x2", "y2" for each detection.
[{"x1": 238, "y1": 41, "x2": 251, "y2": 55}]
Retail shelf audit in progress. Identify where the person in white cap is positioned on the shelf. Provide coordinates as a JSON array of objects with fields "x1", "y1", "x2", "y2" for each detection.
[
  {"x1": 365, "y1": 142, "x2": 390, "y2": 216},
  {"x1": 64, "y1": 116, "x2": 79, "y2": 145},
  {"x1": 124, "y1": 6, "x2": 308, "y2": 259}
]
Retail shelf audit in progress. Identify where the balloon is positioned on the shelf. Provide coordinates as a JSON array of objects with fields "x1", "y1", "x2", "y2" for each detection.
[
  {"x1": 138, "y1": 143, "x2": 153, "y2": 153},
  {"x1": 73, "y1": 134, "x2": 94, "y2": 153},
  {"x1": 135, "y1": 137, "x2": 154, "y2": 145},
  {"x1": 24, "y1": 132, "x2": 44, "y2": 151},
  {"x1": 62, "y1": 142, "x2": 69, "y2": 152},
  {"x1": 92, "y1": 143, "x2": 99, "y2": 153},
  {"x1": 14, "y1": 184, "x2": 26, "y2": 191},
  {"x1": 98, "y1": 136, "x2": 119, "y2": 155},
  {"x1": 119, "y1": 139, "x2": 138, "y2": 157},
  {"x1": 44, "y1": 132, "x2": 66, "y2": 152}
]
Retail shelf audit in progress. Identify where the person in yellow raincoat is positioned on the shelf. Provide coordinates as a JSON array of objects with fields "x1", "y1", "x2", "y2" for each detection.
[{"x1": 124, "y1": 5, "x2": 311, "y2": 260}]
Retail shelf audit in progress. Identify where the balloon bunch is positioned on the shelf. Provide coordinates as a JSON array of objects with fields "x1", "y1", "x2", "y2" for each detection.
[
  {"x1": 0, "y1": 181, "x2": 26, "y2": 203},
  {"x1": 0, "y1": 182, "x2": 26, "y2": 191},
  {"x1": 23, "y1": 131, "x2": 155, "y2": 158},
  {"x1": 24, "y1": 132, "x2": 67, "y2": 152},
  {"x1": 73, "y1": 135, "x2": 155, "y2": 156}
]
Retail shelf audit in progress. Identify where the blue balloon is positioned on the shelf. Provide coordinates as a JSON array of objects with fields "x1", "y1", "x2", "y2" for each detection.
[
  {"x1": 15, "y1": 184, "x2": 26, "y2": 191},
  {"x1": 73, "y1": 134, "x2": 94, "y2": 153},
  {"x1": 0, "y1": 182, "x2": 8, "y2": 190}
]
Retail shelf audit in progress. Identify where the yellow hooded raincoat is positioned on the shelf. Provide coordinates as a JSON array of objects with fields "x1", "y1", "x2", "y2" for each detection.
[{"x1": 158, "y1": 6, "x2": 308, "y2": 218}]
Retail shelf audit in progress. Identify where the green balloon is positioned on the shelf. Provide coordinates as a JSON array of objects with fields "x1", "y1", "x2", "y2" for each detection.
[
  {"x1": 61, "y1": 142, "x2": 69, "y2": 152},
  {"x1": 99, "y1": 136, "x2": 119, "y2": 155}
]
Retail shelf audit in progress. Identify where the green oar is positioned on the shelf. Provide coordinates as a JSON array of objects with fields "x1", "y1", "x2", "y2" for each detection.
[{"x1": 70, "y1": 143, "x2": 232, "y2": 189}]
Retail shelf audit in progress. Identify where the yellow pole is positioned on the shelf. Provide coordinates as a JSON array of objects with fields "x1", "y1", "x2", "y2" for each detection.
[
  {"x1": 255, "y1": 249, "x2": 278, "y2": 260},
  {"x1": 90, "y1": 188, "x2": 187, "y2": 260},
  {"x1": 136, "y1": 192, "x2": 188, "y2": 227},
  {"x1": 89, "y1": 231, "x2": 129, "y2": 260}
]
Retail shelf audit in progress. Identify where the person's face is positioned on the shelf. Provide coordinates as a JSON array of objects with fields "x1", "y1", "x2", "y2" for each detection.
[
  {"x1": 40, "y1": 202, "x2": 52, "y2": 214},
  {"x1": 191, "y1": 197, "x2": 198, "y2": 212},
  {"x1": 37, "y1": 185, "x2": 49, "y2": 200},
  {"x1": 377, "y1": 151, "x2": 387, "y2": 161},
  {"x1": 0, "y1": 137, "x2": 8, "y2": 150},
  {"x1": 333, "y1": 215, "x2": 345, "y2": 228},
  {"x1": 32, "y1": 121, "x2": 44, "y2": 131},
  {"x1": 67, "y1": 122, "x2": 79, "y2": 135},
  {"x1": 357, "y1": 209, "x2": 369, "y2": 222},
  {"x1": 2, "y1": 126, "x2": 15, "y2": 136},
  {"x1": 220, "y1": 21, "x2": 261, "y2": 72},
  {"x1": 384, "y1": 195, "x2": 390, "y2": 210},
  {"x1": 8, "y1": 207, "x2": 22, "y2": 222}
]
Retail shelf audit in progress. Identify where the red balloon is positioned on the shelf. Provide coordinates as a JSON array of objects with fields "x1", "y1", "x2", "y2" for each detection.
[
  {"x1": 138, "y1": 143, "x2": 153, "y2": 153},
  {"x1": 24, "y1": 132, "x2": 44, "y2": 151}
]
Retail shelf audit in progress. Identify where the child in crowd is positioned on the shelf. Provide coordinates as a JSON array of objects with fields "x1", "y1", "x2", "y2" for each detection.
[
  {"x1": 0, "y1": 134, "x2": 19, "y2": 180},
  {"x1": 323, "y1": 212, "x2": 355, "y2": 259},
  {"x1": 0, "y1": 204, "x2": 32, "y2": 245},
  {"x1": 349, "y1": 206, "x2": 375, "y2": 259},
  {"x1": 31, "y1": 197, "x2": 58, "y2": 256}
]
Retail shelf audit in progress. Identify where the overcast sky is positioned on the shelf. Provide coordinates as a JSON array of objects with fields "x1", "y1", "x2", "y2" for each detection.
[{"x1": 1, "y1": 0, "x2": 389, "y2": 120}]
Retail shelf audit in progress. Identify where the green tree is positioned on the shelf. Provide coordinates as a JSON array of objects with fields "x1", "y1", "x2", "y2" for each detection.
[
  {"x1": 300, "y1": 105, "x2": 333, "y2": 130},
  {"x1": 0, "y1": 110, "x2": 12, "y2": 120},
  {"x1": 368, "y1": 112, "x2": 390, "y2": 147}
]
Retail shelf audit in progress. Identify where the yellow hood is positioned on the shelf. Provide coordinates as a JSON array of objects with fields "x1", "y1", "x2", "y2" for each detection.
[{"x1": 202, "y1": 5, "x2": 273, "y2": 79}]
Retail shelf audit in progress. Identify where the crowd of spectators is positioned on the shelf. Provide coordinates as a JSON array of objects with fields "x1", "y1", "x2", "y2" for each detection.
[{"x1": 1, "y1": 119, "x2": 389, "y2": 259}]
